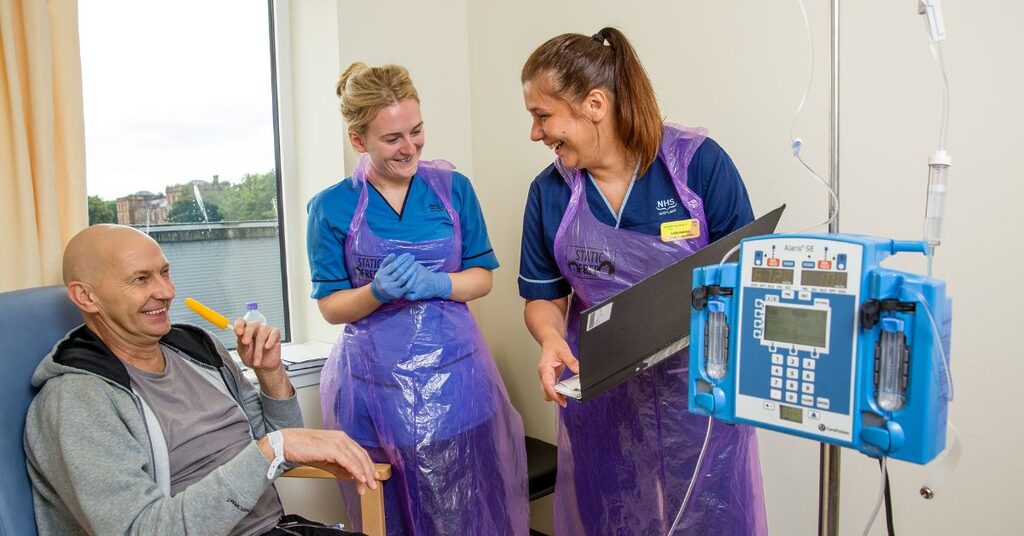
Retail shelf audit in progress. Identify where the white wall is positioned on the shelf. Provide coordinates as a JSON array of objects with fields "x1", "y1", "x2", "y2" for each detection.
[
  {"x1": 284, "y1": 1, "x2": 1024, "y2": 534},
  {"x1": 278, "y1": 0, "x2": 345, "y2": 348}
]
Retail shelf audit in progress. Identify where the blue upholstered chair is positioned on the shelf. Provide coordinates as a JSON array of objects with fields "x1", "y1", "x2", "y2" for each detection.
[{"x1": 0, "y1": 286, "x2": 82, "y2": 536}]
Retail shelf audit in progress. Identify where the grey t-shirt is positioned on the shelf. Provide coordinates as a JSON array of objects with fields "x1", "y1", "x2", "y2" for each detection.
[{"x1": 126, "y1": 346, "x2": 283, "y2": 536}]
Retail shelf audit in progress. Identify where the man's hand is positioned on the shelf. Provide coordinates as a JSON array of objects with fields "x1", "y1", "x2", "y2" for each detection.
[
  {"x1": 234, "y1": 319, "x2": 282, "y2": 371},
  {"x1": 538, "y1": 335, "x2": 579, "y2": 408},
  {"x1": 259, "y1": 429, "x2": 378, "y2": 495}
]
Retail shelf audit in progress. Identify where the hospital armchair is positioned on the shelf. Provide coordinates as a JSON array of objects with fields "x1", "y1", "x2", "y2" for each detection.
[{"x1": 0, "y1": 286, "x2": 390, "y2": 536}]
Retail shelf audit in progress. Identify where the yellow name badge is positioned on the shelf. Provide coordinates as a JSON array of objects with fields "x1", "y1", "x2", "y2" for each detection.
[{"x1": 660, "y1": 219, "x2": 701, "y2": 242}]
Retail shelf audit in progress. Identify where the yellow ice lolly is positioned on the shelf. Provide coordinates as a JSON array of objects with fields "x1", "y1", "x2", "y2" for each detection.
[{"x1": 185, "y1": 297, "x2": 230, "y2": 330}]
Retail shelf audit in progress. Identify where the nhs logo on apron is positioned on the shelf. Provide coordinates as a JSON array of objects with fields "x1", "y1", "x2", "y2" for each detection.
[{"x1": 566, "y1": 245, "x2": 616, "y2": 280}]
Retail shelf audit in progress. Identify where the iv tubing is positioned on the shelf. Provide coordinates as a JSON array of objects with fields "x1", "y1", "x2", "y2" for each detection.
[
  {"x1": 902, "y1": 286, "x2": 954, "y2": 401},
  {"x1": 921, "y1": 6, "x2": 952, "y2": 268},
  {"x1": 791, "y1": 0, "x2": 841, "y2": 233},
  {"x1": 861, "y1": 457, "x2": 889, "y2": 536},
  {"x1": 719, "y1": 244, "x2": 742, "y2": 272},
  {"x1": 922, "y1": 15, "x2": 950, "y2": 152},
  {"x1": 667, "y1": 417, "x2": 714, "y2": 535}
]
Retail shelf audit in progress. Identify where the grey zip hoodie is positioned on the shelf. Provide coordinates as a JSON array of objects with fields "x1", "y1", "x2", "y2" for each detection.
[{"x1": 23, "y1": 324, "x2": 303, "y2": 535}]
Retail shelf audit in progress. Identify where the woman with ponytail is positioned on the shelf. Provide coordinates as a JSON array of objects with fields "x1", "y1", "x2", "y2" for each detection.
[
  {"x1": 519, "y1": 28, "x2": 767, "y2": 535},
  {"x1": 308, "y1": 62, "x2": 528, "y2": 535}
]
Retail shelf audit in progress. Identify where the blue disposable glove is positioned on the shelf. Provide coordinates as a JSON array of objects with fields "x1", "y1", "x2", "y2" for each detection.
[
  {"x1": 403, "y1": 261, "x2": 453, "y2": 301},
  {"x1": 369, "y1": 253, "x2": 417, "y2": 303}
]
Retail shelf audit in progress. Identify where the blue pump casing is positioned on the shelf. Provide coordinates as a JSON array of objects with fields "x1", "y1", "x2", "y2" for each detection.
[{"x1": 688, "y1": 233, "x2": 952, "y2": 464}]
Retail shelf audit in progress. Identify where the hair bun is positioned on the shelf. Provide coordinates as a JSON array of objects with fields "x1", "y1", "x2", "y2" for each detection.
[{"x1": 336, "y1": 61, "x2": 369, "y2": 99}]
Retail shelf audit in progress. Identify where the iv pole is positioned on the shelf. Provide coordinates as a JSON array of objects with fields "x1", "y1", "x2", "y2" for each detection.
[{"x1": 818, "y1": 0, "x2": 842, "y2": 535}]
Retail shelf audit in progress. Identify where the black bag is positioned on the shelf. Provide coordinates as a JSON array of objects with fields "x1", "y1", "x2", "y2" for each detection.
[{"x1": 261, "y1": 514, "x2": 365, "y2": 536}]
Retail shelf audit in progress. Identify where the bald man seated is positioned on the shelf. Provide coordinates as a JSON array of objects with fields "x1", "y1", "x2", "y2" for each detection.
[{"x1": 24, "y1": 224, "x2": 375, "y2": 536}]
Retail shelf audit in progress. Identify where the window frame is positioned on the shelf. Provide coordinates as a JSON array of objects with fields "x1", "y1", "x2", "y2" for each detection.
[
  {"x1": 266, "y1": 0, "x2": 292, "y2": 343},
  {"x1": 79, "y1": 0, "x2": 293, "y2": 346}
]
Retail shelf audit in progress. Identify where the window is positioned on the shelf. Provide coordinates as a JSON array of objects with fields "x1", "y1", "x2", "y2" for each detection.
[{"x1": 80, "y1": 0, "x2": 289, "y2": 348}]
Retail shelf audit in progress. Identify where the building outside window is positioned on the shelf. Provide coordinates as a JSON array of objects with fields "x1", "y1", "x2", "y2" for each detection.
[{"x1": 79, "y1": 1, "x2": 288, "y2": 348}]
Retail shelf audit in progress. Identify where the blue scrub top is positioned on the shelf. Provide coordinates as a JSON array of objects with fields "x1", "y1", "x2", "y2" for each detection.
[
  {"x1": 307, "y1": 170, "x2": 499, "y2": 299},
  {"x1": 519, "y1": 137, "x2": 754, "y2": 300}
]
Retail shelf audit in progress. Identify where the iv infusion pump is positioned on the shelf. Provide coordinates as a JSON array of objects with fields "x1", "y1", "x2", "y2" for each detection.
[{"x1": 689, "y1": 234, "x2": 952, "y2": 464}]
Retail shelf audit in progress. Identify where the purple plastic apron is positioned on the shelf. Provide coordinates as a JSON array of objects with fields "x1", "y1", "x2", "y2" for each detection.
[
  {"x1": 320, "y1": 157, "x2": 528, "y2": 535},
  {"x1": 552, "y1": 125, "x2": 767, "y2": 535}
]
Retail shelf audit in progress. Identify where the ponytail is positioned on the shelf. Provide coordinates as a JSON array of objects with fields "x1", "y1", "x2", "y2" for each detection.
[{"x1": 594, "y1": 28, "x2": 662, "y2": 175}]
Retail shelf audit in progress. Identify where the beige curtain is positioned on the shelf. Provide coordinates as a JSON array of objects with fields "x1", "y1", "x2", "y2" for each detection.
[{"x1": 0, "y1": 0, "x2": 87, "y2": 292}]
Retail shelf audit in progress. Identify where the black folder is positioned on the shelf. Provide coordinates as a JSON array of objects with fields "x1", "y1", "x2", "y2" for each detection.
[{"x1": 561, "y1": 205, "x2": 786, "y2": 402}]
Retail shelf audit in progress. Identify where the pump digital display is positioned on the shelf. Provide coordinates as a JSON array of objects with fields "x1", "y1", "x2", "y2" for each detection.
[
  {"x1": 801, "y1": 270, "x2": 848, "y2": 288},
  {"x1": 763, "y1": 305, "x2": 828, "y2": 348},
  {"x1": 751, "y1": 267, "x2": 794, "y2": 285},
  {"x1": 780, "y1": 405, "x2": 803, "y2": 424}
]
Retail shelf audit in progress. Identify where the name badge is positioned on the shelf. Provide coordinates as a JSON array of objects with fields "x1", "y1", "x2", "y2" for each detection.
[{"x1": 660, "y1": 219, "x2": 701, "y2": 242}]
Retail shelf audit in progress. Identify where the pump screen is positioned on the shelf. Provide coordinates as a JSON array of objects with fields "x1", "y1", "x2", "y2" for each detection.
[
  {"x1": 751, "y1": 267, "x2": 794, "y2": 285},
  {"x1": 801, "y1": 270, "x2": 848, "y2": 288},
  {"x1": 763, "y1": 305, "x2": 828, "y2": 348},
  {"x1": 780, "y1": 405, "x2": 803, "y2": 424}
]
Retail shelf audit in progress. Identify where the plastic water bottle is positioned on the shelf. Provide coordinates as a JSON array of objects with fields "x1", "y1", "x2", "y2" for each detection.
[{"x1": 243, "y1": 302, "x2": 266, "y2": 324}]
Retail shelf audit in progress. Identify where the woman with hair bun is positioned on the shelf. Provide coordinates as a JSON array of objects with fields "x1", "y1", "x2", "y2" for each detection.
[{"x1": 308, "y1": 62, "x2": 528, "y2": 535}]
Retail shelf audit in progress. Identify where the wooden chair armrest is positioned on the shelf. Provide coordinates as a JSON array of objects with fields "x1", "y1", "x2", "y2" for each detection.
[
  {"x1": 279, "y1": 463, "x2": 392, "y2": 536},
  {"x1": 281, "y1": 463, "x2": 392, "y2": 481}
]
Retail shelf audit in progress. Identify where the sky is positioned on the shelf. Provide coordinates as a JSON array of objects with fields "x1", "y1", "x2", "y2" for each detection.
[{"x1": 79, "y1": 1, "x2": 276, "y2": 200}]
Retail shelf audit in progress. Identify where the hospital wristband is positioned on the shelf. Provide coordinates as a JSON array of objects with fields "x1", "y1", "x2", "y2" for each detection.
[{"x1": 266, "y1": 430, "x2": 285, "y2": 480}]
